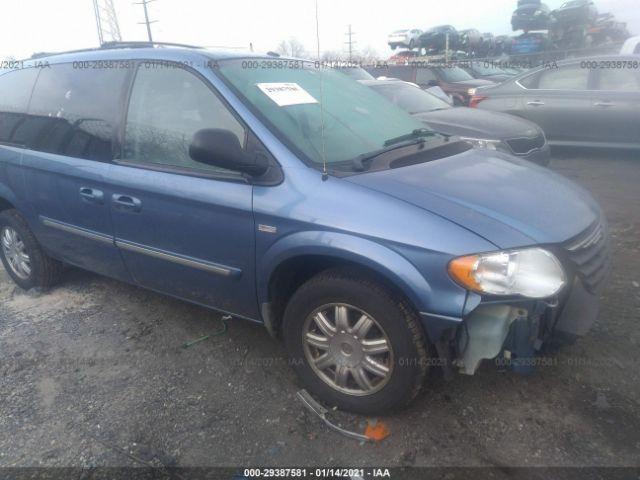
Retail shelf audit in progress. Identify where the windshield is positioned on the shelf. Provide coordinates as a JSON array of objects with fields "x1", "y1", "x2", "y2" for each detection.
[
  {"x1": 435, "y1": 67, "x2": 474, "y2": 82},
  {"x1": 216, "y1": 60, "x2": 434, "y2": 169},
  {"x1": 338, "y1": 68, "x2": 375, "y2": 81},
  {"x1": 368, "y1": 83, "x2": 450, "y2": 114}
]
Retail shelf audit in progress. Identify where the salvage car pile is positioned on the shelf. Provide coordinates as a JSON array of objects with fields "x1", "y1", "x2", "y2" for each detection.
[{"x1": 387, "y1": 0, "x2": 630, "y2": 59}]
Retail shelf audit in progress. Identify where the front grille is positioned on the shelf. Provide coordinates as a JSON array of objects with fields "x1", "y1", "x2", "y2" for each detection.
[
  {"x1": 506, "y1": 134, "x2": 546, "y2": 155},
  {"x1": 562, "y1": 220, "x2": 611, "y2": 293}
]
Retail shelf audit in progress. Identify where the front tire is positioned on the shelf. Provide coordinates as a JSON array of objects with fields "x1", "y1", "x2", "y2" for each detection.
[
  {"x1": 0, "y1": 209, "x2": 62, "y2": 290},
  {"x1": 283, "y1": 268, "x2": 429, "y2": 414}
]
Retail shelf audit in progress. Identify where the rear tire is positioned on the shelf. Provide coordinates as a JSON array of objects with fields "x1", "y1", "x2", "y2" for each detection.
[
  {"x1": 283, "y1": 267, "x2": 429, "y2": 414},
  {"x1": 0, "y1": 209, "x2": 62, "y2": 290}
]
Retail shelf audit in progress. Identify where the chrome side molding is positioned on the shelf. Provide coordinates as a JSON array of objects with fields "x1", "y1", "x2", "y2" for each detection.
[{"x1": 115, "y1": 239, "x2": 241, "y2": 278}]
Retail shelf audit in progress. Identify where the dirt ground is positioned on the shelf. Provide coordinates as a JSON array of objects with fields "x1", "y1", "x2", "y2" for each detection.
[{"x1": 0, "y1": 149, "x2": 639, "y2": 472}]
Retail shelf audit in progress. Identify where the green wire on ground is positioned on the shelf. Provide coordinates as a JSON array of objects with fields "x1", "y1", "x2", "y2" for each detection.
[{"x1": 182, "y1": 316, "x2": 229, "y2": 348}]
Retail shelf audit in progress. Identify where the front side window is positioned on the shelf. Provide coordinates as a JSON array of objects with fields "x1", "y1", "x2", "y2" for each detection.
[
  {"x1": 26, "y1": 63, "x2": 129, "y2": 161},
  {"x1": 597, "y1": 68, "x2": 640, "y2": 92},
  {"x1": 537, "y1": 65, "x2": 589, "y2": 90},
  {"x1": 123, "y1": 64, "x2": 246, "y2": 174},
  {"x1": 216, "y1": 60, "x2": 434, "y2": 169}
]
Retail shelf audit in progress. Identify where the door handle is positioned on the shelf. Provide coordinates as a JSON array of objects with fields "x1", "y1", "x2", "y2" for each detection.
[
  {"x1": 112, "y1": 194, "x2": 142, "y2": 213},
  {"x1": 527, "y1": 100, "x2": 545, "y2": 106},
  {"x1": 593, "y1": 101, "x2": 615, "y2": 107},
  {"x1": 79, "y1": 187, "x2": 104, "y2": 204}
]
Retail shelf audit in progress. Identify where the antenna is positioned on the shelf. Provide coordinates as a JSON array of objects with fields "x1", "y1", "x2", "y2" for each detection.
[
  {"x1": 315, "y1": 0, "x2": 328, "y2": 180},
  {"x1": 134, "y1": 0, "x2": 157, "y2": 42},
  {"x1": 92, "y1": 0, "x2": 122, "y2": 45},
  {"x1": 345, "y1": 24, "x2": 356, "y2": 62}
]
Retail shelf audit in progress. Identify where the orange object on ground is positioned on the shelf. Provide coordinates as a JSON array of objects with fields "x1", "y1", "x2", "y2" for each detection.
[{"x1": 364, "y1": 421, "x2": 390, "y2": 441}]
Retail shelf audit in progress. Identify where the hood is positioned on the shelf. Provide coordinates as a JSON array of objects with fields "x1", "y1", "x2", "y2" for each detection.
[
  {"x1": 413, "y1": 108, "x2": 541, "y2": 139},
  {"x1": 345, "y1": 148, "x2": 600, "y2": 249}
]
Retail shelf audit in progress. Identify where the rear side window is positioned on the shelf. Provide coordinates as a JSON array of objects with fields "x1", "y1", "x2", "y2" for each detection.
[
  {"x1": 25, "y1": 63, "x2": 130, "y2": 161},
  {"x1": 537, "y1": 65, "x2": 589, "y2": 90},
  {"x1": 122, "y1": 64, "x2": 246, "y2": 175},
  {"x1": 0, "y1": 68, "x2": 40, "y2": 145}
]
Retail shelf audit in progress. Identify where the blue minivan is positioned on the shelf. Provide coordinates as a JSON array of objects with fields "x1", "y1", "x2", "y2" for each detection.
[{"x1": 0, "y1": 43, "x2": 609, "y2": 413}]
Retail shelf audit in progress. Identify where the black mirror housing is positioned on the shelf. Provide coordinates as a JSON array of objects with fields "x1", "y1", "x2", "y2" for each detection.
[{"x1": 189, "y1": 128, "x2": 269, "y2": 177}]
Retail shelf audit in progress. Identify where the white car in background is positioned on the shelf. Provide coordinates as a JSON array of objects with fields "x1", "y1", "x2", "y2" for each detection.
[
  {"x1": 388, "y1": 29, "x2": 422, "y2": 50},
  {"x1": 620, "y1": 36, "x2": 640, "y2": 55}
]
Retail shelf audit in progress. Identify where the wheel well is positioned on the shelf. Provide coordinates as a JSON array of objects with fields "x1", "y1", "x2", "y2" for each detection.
[
  {"x1": 267, "y1": 255, "x2": 416, "y2": 335},
  {"x1": 0, "y1": 197, "x2": 15, "y2": 213}
]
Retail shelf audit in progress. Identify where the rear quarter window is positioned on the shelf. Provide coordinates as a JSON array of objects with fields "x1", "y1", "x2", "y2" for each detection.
[{"x1": 0, "y1": 68, "x2": 40, "y2": 145}]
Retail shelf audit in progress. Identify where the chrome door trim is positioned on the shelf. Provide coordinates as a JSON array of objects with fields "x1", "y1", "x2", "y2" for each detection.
[
  {"x1": 40, "y1": 216, "x2": 113, "y2": 244},
  {"x1": 114, "y1": 239, "x2": 241, "y2": 278}
]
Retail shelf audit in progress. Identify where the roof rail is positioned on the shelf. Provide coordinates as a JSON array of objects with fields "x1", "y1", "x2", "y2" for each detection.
[
  {"x1": 100, "y1": 41, "x2": 204, "y2": 50},
  {"x1": 27, "y1": 41, "x2": 203, "y2": 60}
]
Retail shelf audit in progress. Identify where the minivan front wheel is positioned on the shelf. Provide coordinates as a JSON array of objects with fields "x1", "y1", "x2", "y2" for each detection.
[
  {"x1": 283, "y1": 268, "x2": 429, "y2": 414},
  {"x1": 0, "y1": 209, "x2": 62, "y2": 290}
]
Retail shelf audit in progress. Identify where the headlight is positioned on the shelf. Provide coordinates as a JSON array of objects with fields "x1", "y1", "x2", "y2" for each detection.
[
  {"x1": 467, "y1": 88, "x2": 477, "y2": 96},
  {"x1": 448, "y1": 248, "x2": 566, "y2": 298},
  {"x1": 460, "y1": 137, "x2": 501, "y2": 150}
]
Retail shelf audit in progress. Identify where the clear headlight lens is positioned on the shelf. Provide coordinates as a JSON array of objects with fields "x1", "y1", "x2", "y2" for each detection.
[
  {"x1": 448, "y1": 248, "x2": 566, "y2": 298},
  {"x1": 460, "y1": 137, "x2": 501, "y2": 150}
]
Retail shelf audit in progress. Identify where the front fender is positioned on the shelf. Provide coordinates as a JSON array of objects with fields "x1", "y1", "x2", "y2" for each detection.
[{"x1": 258, "y1": 230, "x2": 434, "y2": 319}]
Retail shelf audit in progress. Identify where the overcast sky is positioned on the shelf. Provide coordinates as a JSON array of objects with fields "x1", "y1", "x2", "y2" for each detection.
[{"x1": 1, "y1": 0, "x2": 638, "y2": 60}]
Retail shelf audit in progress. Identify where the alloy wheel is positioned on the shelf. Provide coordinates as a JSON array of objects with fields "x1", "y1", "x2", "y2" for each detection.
[
  {"x1": 1, "y1": 227, "x2": 32, "y2": 280},
  {"x1": 302, "y1": 303, "x2": 393, "y2": 396}
]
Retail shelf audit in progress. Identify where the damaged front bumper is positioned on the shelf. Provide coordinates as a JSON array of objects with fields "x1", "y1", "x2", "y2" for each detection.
[
  {"x1": 455, "y1": 274, "x2": 602, "y2": 375},
  {"x1": 424, "y1": 218, "x2": 611, "y2": 376}
]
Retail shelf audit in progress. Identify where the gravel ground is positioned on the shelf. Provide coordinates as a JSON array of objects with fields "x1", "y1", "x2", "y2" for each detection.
[{"x1": 0, "y1": 149, "x2": 639, "y2": 471}]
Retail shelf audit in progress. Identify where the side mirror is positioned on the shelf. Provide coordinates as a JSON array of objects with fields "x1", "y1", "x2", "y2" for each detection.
[
  {"x1": 427, "y1": 79, "x2": 439, "y2": 87},
  {"x1": 189, "y1": 129, "x2": 269, "y2": 177}
]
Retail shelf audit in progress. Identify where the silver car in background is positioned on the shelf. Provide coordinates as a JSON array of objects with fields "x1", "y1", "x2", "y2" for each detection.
[
  {"x1": 387, "y1": 29, "x2": 422, "y2": 50},
  {"x1": 470, "y1": 56, "x2": 640, "y2": 150}
]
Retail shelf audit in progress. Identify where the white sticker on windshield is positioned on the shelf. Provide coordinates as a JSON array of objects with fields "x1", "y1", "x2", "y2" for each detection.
[{"x1": 256, "y1": 82, "x2": 318, "y2": 107}]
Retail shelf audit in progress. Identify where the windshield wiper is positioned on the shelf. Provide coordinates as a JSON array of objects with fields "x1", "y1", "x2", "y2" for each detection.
[
  {"x1": 383, "y1": 128, "x2": 436, "y2": 147},
  {"x1": 350, "y1": 129, "x2": 456, "y2": 172},
  {"x1": 351, "y1": 132, "x2": 438, "y2": 172}
]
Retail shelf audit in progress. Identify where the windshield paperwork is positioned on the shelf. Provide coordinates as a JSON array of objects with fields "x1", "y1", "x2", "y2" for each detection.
[
  {"x1": 368, "y1": 82, "x2": 451, "y2": 114},
  {"x1": 215, "y1": 60, "x2": 441, "y2": 171}
]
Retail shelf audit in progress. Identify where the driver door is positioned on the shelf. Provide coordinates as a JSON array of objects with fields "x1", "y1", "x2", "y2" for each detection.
[{"x1": 106, "y1": 62, "x2": 258, "y2": 319}]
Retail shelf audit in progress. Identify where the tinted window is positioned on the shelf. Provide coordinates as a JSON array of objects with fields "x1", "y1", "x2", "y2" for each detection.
[
  {"x1": 434, "y1": 67, "x2": 474, "y2": 82},
  {"x1": 598, "y1": 68, "x2": 640, "y2": 91},
  {"x1": 537, "y1": 65, "x2": 589, "y2": 90},
  {"x1": 26, "y1": 63, "x2": 130, "y2": 161},
  {"x1": 123, "y1": 64, "x2": 246, "y2": 174},
  {"x1": 386, "y1": 66, "x2": 415, "y2": 82},
  {"x1": 415, "y1": 68, "x2": 437, "y2": 84},
  {"x1": 0, "y1": 68, "x2": 40, "y2": 144}
]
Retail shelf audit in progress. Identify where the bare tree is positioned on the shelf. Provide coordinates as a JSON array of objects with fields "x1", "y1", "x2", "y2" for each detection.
[{"x1": 276, "y1": 38, "x2": 308, "y2": 58}]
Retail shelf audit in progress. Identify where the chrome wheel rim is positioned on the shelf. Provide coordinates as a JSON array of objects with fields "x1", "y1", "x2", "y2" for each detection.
[
  {"x1": 302, "y1": 303, "x2": 393, "y2": 396},
  {"x1": 1, "y1": 227, "x2": 32, "y2": 280}
]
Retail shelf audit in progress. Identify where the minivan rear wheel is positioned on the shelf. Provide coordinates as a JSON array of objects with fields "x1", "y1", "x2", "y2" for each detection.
[
  {"x1": 283, "y1": 267, "x2": 429, "y2": 414},
  {"x1": 0, "y1": 209, "x2": 62, "y2": 290}
]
